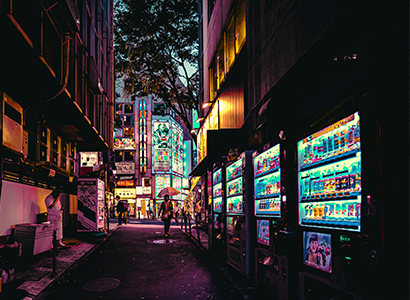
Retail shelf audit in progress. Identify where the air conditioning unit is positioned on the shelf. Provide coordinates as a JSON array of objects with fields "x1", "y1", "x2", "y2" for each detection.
[{"x1": 2, "y1": 92, "x2": 23, "y2": 153}]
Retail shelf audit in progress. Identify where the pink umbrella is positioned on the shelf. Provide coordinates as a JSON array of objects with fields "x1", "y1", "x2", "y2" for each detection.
[{"x1": 157, "y1": 187, "x2": 180, "y2": 198}]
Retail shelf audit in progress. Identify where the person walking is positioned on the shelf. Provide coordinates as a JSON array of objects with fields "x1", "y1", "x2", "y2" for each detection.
[
  {"x1": 157, "y1": 194, "x2": 173, "y2": 237},
  {"x1": 44, "y1": 189, "x2": 65, "y2": 247},
  {"x1": 116, "y1": 196, "x2": 126, "y2": 225},
  {"x1": 173, "y1": 203, "x2": 181, "y2": 225},
  {"x1": 147, "y1": 203, "x2": 153, "y2": 220}
]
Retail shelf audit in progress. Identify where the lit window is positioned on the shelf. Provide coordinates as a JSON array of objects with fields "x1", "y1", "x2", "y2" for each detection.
[
  {"x1": 116, "y1": 104, "x2": 123, "y2": 114},
  {"x1": 216, "y1": 41, "x2": 225, "y2": 89},
  {"x1": 226, "y1": 17, "x2": 235, "y2": 70},
  {"x1": 115, "y1": 151, "x2": 123, "y2": 162},
  {"x1": 235, "y1": 0, "x2": 246, "y2": 54}
]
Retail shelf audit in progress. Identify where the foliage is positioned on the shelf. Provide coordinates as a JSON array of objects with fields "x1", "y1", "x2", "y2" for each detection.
[{"x1": 114, "y1": 0, "x2": 199, "y2": 141}]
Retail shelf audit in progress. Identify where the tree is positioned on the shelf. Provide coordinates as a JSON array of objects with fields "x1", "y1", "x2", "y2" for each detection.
[{"x1": 114, "y1": 0, "x2": 199, "y2": 142}]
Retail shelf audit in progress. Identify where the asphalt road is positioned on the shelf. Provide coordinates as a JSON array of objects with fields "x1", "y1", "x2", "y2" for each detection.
[{"x1": 36, "y1": 222, "x2": 243, "y2": 300}]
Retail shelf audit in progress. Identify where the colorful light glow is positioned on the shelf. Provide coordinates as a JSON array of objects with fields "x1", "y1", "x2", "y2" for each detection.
[
  {"x1": 152, "y1": 121, "x2": 170, "y2": 172},
  {"x1": 139, "y1": 99, "x2": 147, "y2": 174},
  {"x1": 172, "y1": 122, "x2": 184, "y2": 175},
  {"x1": 114, "y1": 138, "x2": 135, "y2": 149}
]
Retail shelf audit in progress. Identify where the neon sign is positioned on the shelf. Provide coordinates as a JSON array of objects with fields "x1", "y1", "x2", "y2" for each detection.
[{"x1": 139, "y1": 99, "x2": 147, "y2": 174}]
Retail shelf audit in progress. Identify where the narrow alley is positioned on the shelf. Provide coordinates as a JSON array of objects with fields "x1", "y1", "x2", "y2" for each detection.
[{"x1": 35, "y1": 222, "x2": 244, "y2": 300}]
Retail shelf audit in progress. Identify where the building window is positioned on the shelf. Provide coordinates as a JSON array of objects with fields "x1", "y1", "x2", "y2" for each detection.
[
  {"x1": 235, "y1": 0, "x2": 246, "y2": 54},
  {"x1": 115, "y1": 150, "x2": 123, "y2": 162},
  {"x1": 124, "y1": 115, "x2": 134, "y2": 126},
  {"x1": 116, "y1": 103, "x2": 123, "y2": 114},
  {"x1": 124, "y1": 151, "x2": 134, "y2": 161},
  {"x1": 216, "y1": 40, "x2": 225, "y2": 90},
  {"x1": 226, "y1": 17, "x2": 235, "y2": 70},
  {"x1": 208, "y1": 0, "x2": 246, "y2": 101},
  {"x1": 125, "y1": 104, "x2": 134, "y2": 113}
]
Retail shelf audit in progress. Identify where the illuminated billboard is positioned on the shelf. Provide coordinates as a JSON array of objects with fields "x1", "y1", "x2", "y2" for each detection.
[
  {"x1": 172, "y1": 122, "x2": 184, "y2": 175},
  {"x1": 114, "y1": 138, "x2": 135, "y2": 149},
  {"x1": 172, "y1": 175, "x2": 182, "y2": 200},
  {"x1": 139, "y1": 99, "x2": 147, "y2": 174},
  {"x1": 153, "y1": 121, "x2": 170, "y2": 172},
  {"x1": 155, "y1": 174, "x2": 171, "y2": 198}
]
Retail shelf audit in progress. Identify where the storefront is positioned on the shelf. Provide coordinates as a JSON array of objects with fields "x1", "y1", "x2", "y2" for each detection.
[{"x1": 114, "y1": 188, "x2": 136, "y2": 217}]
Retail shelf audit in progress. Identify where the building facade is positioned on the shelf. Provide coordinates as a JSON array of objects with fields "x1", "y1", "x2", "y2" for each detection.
[
  {"x1": 112, "y1": 80, "x2": 195, "y2": 218},
  {"x1": 0, "y1": 0, "x2": 115, "y2": 238},
  {"x1": 195, "y1": 0, "x2": 406, "y2": 299}
]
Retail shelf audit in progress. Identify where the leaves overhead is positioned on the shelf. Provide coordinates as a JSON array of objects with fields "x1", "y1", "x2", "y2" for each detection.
[{"x1": 114, "y1": 0, "x2": 199, "y2": 140}]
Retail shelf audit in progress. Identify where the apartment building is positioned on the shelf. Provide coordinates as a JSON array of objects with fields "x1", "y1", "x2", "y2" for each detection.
[{"x1": 0, "y1": 0, "x2": 114, "y2": 238}]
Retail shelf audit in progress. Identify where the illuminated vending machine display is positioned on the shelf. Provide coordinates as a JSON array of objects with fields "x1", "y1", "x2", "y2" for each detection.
[
  {"x1": 298, "y1": 112, "x2": 364, "y2": 300},
  {"x1": 253, "y1": 142, "x2": 292, "y2": 299},
  {"x1": 226, "y1": 151, "x2": 254, "y2": 277},
  {"x1": 298, "y1": 112, "x2": 361, "y2": 231},
  {"x1": 211, "y1": 165, "x2": 226, "y2": 261}
]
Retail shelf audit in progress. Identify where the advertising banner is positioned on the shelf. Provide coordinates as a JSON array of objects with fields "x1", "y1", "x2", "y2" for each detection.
[
  {"x1": 115, "y1": 188, "x2": 136, "y2": 199},
  {"x1": 115, "y1": 162, "x2": 135, "y2": 174},
  {"x1": 114, "y1": 138, "x2": 135, "y2": 149},
  {"x1": 155, "y1": 174, "x2": 171, "y2": 198},
  {"x1": 153, "y1": 121, "x2": 170, "y2": 172},
  {"x1": 172, "y1": 122, "x2": 184, "y2": 175},
  {"x1": 172, "y1": 175, "x2": 182, "y2": 200}
]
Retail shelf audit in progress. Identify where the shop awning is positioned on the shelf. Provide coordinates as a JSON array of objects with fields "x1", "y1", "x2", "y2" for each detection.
[{"x1": 189, "y1": 129, "x2": 245, "y2": 177}]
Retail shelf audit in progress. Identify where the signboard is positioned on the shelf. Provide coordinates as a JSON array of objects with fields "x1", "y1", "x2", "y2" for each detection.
[
  {"x1": 172, "y1": 122, "x2": 184, "y2": 175},
  {"x1": 116, "y1": 179, "x2": 135, "y2": 187},
  {"x1": 153, "y1": 121, "x2": 170, "y2": 172},
  {"x1": 142, "y1": 186, "x2": 152, "y2": 195},
  {"x1": 155, "y1": 174, "x2": 171, "y2": 198},
  {"x1": 172, "y1": 175, "x2": 182, "y2": 200},
  {"x1": 182, "y1": 177, "x2": 189, "y2": 189},
  {"x1": 136, "y1": 186, "x2": 143, "y2": 195},
  {"x1": 80, "y1": 152, "x2": 99, "y2": 167},
  {"x1": 115, "y1": 188, "x2": 136, "y2": 199},
  {"x1": 114, "y1": 138, "x2": 135, "y2": 149},
  {"x1": 115, "y1": 162, "x2": 135, "y2": 174}
]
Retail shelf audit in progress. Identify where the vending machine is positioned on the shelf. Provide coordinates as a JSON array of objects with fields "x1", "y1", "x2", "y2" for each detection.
[
  {"x1": 253, "y1": 139, "x2": 297, "y2": 300},
  {"x1": 77, "y1": 178, "x2": 105, "y2": 232},
  {"x1": 225, "y1": 150, "x2": 255, "y2": 277},
  {"x1": 297, "y1": 111, "x2": 381, "y2": 299},
  {"x1": 210, "y1": 163, "x2": 226, "y2": 262}
]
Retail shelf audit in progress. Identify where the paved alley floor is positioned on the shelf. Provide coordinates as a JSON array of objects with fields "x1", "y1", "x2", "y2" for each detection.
[{"x1": 35, "y1": 224, "x2": 244, "y2": 300}]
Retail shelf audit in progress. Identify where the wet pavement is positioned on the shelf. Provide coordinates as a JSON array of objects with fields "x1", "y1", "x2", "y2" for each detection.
[{"x1": 33, "y1": 221, "x2": 244, "y2": 300}]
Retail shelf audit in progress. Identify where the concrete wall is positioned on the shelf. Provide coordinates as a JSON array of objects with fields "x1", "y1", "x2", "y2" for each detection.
[
  {"x1": 0, "y1": 181, "x2": 51, "y2": 236},
  {"x1": 246, "y1": 0, "x2": 339, "y2": 119}
]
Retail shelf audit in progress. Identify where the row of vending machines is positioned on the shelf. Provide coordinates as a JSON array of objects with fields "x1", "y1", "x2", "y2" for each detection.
[{"x1": 209, "y1": 111, "x2": 383, "y2": 300}]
